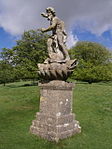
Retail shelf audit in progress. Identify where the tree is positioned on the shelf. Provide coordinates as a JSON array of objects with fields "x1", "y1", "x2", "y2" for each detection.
[
  {"x1": 69, "y1": 41, "x2": 112, "y2": 83},
  {"x1": 0, "y1": 30, "x2": 49, "y2": 81},
  {"x1": 0, "y1": 61, "x2": 14, "y2": 86}
]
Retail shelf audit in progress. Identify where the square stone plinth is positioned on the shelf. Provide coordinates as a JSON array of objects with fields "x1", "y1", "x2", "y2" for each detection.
[{"x1": 30, "y1": 81, "x2": 81, "y2": 142}]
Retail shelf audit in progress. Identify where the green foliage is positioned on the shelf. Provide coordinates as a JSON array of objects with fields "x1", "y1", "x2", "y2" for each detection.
[
  {"x1": 0, "y1": 61, "x2": 14, "y2": 85},
  {"x1": 70, "y1": 41, "x2": 111, "y2": 65},
  {"x1": 0, "y1": 30, "x2": 49, "y2": 82},
  {"x1": 0, "y1": 81, "x2": 112, "y2": 149},
  {"x1": 69, "y1": 41, "x2": 112, "y2": 83},
  {"x1": 12, "y1": 30, "x2": 48, "y2": 80},
  {"x1": 0, "y1": 48, "x2": 14, "y2": 63},
  {"x1": 15, "y1": 30, "x2": 48, "y2": 65}
]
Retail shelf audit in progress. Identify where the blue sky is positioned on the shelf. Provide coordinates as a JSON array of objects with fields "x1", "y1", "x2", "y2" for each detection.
[
  {"x1": 0, "y1": 26, "x2": 112, "y2": 51},
  {"x1": 0, "y1": 28, "x2": 16, "y2": 50},
  {"x1": 72, "y1": 26, "x2": 112, "y2": 49}
]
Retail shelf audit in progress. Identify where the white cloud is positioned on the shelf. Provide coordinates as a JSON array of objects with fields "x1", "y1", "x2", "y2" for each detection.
[
  {"x1": 67, "y1": 32, "x2": 78, "y2": 48},
  {"x1": 0, "y1": 0, "x2": 112, "y2": 36}
]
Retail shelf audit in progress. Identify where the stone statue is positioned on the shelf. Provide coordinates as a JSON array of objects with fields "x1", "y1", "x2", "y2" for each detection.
[
  {"x1": 30, "y1": 7, "x2": 81, "y2": 142},
  {"x1": 38, "y1": 7, "x2": 77, "y2": 80},
  {"x1": 40, "y1": 7, "x2": 70, "y2": 63}
]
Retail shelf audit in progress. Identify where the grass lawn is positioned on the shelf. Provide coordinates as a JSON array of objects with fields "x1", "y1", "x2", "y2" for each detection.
[{"x1": 0, "y1": 81, "x2": 112, "y2": 149}]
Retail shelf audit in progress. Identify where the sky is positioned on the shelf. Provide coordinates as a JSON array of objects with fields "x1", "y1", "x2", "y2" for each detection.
[{"x1": 0, "y1": 0, "x2": 112, "y2": 50}]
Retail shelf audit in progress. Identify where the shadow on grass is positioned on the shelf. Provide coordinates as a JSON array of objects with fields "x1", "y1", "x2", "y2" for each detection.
[
  {"x1": 67, "y1": 78, "x2": 112, "y2": 85},
  {"x1": 6, "y1": 83, "x2": 38, "y2": 88}
]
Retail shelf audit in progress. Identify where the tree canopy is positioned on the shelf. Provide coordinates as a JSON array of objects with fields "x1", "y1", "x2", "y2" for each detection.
[
  {"x1": 69, "y1": 41, "x2": 112, "y2": 83},
  {"x1": 0, "y1": 30, "x2": 49, "y2": 83}
]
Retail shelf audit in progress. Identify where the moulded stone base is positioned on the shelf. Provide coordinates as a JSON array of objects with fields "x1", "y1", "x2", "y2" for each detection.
[
  {"x1": 30, "y1": 81, "x2": 81, "y2": 142},
  {"x1": 30, "y1": 114, "x2": 81, "y2": 142}
]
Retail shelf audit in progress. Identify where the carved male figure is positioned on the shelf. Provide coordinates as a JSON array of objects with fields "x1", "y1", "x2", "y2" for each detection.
[{"x1": 40, "y1": 7, "x2": 70, "y2": 61}]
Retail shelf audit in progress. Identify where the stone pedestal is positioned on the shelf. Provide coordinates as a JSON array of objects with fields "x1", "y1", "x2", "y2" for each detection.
[{"x1": 30, "y1": 81, "x2": 81, "y2": 142}]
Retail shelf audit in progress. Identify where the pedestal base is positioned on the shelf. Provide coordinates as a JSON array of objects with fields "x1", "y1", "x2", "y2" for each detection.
[{"x1": 30, "y1": 81, "x2": 81, "y2": 142}]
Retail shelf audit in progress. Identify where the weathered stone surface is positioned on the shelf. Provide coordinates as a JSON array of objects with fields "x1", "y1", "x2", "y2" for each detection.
[
  {"x1": 30, "y1": 81, "x2": 81, "y2": 141},
  {"x1": 38, "y1": 59, "x2": 77, "y2": 81}
]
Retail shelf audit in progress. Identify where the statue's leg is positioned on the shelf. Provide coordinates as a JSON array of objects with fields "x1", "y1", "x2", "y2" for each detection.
[
  {"x1": 53, "y1": 35, "x2": 58, "y2": 53},
  {"x1": 47, "y1": 38, "x2": 53, "y2": 58},
  {"x1": 57, "y1": 34, "x2": 70, "y2": 61}
]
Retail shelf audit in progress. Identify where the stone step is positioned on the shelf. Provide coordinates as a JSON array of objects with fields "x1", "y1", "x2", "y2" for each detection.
[{"x1": 30, "y1": 124, "x2": 81, "y2": 142}]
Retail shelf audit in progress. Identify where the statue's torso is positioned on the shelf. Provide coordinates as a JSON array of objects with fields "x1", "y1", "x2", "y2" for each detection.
[{"x1": 51, "y1": 17, "x2": 67, "y2": 36}]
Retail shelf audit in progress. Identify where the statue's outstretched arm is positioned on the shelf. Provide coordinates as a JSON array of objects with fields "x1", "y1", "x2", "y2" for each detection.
[
  {"x1": 41, "y1": 19, "x2": 57, "y2": 32},
  {"x1": 41, "y1": 13, "x2": 48, "y2": 18}
]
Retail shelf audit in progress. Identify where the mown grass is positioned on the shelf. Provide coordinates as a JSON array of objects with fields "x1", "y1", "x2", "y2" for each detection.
[{"x1": 0, "y1": 81, "x2": 112, "y2": 149}]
